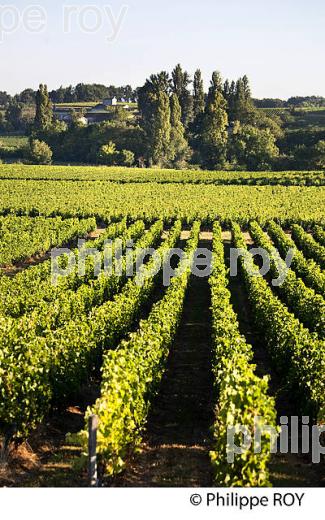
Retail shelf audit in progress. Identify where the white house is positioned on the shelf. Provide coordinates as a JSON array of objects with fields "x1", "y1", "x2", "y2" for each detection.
[{"x1": 103, "y1": 97, "x2": 118, "y2": 107}]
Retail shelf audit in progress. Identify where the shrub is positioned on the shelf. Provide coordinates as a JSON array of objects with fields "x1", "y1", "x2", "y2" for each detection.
[
  {"x1": 29, "y1": 139, "x2": 53, "y2": 165},
  {"x1": 119, "y1": 149, "x2": 134, "y2": 166},
  {"x1": 97, "y1": 141, "x2": 119, "y2": 165},
  {"x1": 97, "y1": 141, "x2": 135, "y2": 167}
]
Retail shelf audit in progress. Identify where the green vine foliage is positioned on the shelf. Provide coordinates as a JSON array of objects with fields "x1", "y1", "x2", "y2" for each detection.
[
  {"x1": 268, "y1": 221, "x2": 325, "y2": 297},
  {"x1": 0, "y1": 215, "x2": 97, "y2": 266},
  {"x1": 313, "y1": 225, "x2": 325, "y2": 247},
  {"x1": 0, "y1": 220, "x2": 181, "y2": 437},
  {"x1": 209, "y1": 222, "x2": 277, "y2": 487},
  {"x1": 291, "y1": 224, "x2": 325, "y2": 269},
  {"x1": 81, "y1": 222, "x2": 201, "y2": 476},
  {"x1": 232, "y1": 223, "x2": 325, "y2": 422},
  {"x1": 0, "y1": 218, "x2": 127, "y2": 318},
  {"x1": 249, "y1": 221, "x2": 325, "y2": 338}
]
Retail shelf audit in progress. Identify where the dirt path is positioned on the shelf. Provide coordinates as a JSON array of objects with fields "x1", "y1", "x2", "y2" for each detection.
[
  {"x1": 0, "y1": 389, "x2": 95, "y2": 487},
  {"x1": 223, "y1": 234, "x2": 277, "y2": 383},
  {"x1": 113, "y1": 238, "x2": 214, "y2": 487}
]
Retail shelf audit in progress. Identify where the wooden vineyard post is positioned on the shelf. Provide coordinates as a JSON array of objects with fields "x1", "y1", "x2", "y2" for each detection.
[{"x1": 88, "y1": 414, "x2": 99, "y2": 487}]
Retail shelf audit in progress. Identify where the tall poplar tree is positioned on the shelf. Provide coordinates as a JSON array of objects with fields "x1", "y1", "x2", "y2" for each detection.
[
  {"x1": 171, "y1": 64, "x2": 193, "y2": 128},
  {"x1": 199, "y1": 71, "x2": 228, "y2": 168},
  {"x1": 193, "y1": 69, "x2": 205, "y2": 117},
  {"x1": 151, "y1": 91, "x2": 171, "y2": 165},
  {"x1": 169, "y1": 93, "x2": 190, "y2": 166},
  {"x1": 138, "y1": 71, "x2": 170, "y2": 133},
  {"x1": 34, "y1": 84, "x2": 53, "y2": 131},
  {"x1": 233, "y1": 76, "x2": 254, "y2": 122}
]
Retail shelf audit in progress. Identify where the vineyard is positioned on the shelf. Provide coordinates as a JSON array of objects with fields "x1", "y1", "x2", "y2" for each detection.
[{"x1": 0, "y1": 165, "x2": 324, "y2": 487}]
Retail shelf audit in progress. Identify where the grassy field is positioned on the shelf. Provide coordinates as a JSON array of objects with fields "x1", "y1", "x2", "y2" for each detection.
[
  {"x1": 55, "y1": 101, "x2": 138, "y2": 109},
  {"x1": 0, "y1": 136, "x2": 28, "y2": 149},
  {"x1": 54, "y1": 102, "x2": 98, "y2": 108},
  {"x1": 260, "y1": 106, "x2": 325, "y2": 131}
]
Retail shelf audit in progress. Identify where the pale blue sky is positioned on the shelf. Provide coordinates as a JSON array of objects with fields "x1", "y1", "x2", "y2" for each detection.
[{"x1": 1, "y1": 0, "x2": 325, "y2": 98}]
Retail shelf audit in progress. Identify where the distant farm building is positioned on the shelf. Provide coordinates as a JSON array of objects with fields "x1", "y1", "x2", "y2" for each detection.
[
  {"x1": 85, "y1": 102, "x2": 113, "y2": 124},
  {"x1": 103, "y1": 97, "x2": 117, "y2": 106},
  {"x1": 54, "y1": 108, "x2": 72, "y2": 122},
  {"x1": 53, "y1": 107, "x2": 89, "y2": 126},
  {"x1": 53, "y1": 97, "x2": 134, "y2": 125}
]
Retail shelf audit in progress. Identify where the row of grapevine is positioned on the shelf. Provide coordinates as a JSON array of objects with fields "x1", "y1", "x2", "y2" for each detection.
[
  {"x1": 0, "y1": 215, "x2": 96, "y2": 267},
  {"x1": 0, "y1": 221, "x2": 182, "y2": 437},
  {"x1": 0, "y1": 218, "x2": 139, "y2": 318},
  {"x1": 291, "y1": 224, "x2": 325, "y2": 269},
  {"x1": 232, "y1": 223, "x2": 325, "y2": 422},
  {"x1": 267, "y1": 221, "x2": 325, "y2": 297},
  {"x1": 1, "y1": 164, "x2": 324, "y2": 186},
  {"x1": 32, "y1": 221, "x2": 162, "y2": 332},
  {"x1": 209, "y1": 222, "x2": 277, "y2": 487},
  {"x1": 249, "y1": 221, "x2": 325, "y2": 338},
  {"x1": 313, "y1": 225, "x2": 325, "y2": 247},
  {"x1": 1, "y1": 179, "x2": 323, "y2": 227},
  {"x1": 79, "y1": 222, "x2": 201, "y2": 476}
]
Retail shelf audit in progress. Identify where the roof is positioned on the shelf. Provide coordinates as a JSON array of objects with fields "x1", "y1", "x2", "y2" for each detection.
[{"x1": 88, "y1": 104, "x2": 109, "y2": 113}]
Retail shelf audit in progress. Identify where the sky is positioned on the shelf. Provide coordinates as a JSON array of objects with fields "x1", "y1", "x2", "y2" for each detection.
[{"x1": 1, "y1": 0, "x2": 325, "y2": 99}]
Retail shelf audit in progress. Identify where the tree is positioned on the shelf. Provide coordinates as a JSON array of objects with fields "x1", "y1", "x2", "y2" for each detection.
[
  {"x1": 208, "y1": 71, "x2": 222, "y2": 101},
  {"x1": 64, "y1": 85, "x2": 77, "y2": 103},
  {"x1": 97, "y1": 141, "x2": 135, "y2": 166},
  {"x1": 312, "y1": 140, "x2": 325, "y2": 169},
  {"x1": 252, "y1": 110, "x2": 284, "y2": 139},
  {"x1": 223, "y1": 79, "x2": 230, "y2": 101},
  {"x1": 138, "y1": 73, "x2": 172, "y2": 165},
  {"x1": 193, "y1": 69, "x2": 205, "y2": 117},
  {"x1": 98, "y1": 141, "x2": 119, "y2": 165},
  {"x1": 119, "y1": 149, "x2": 135, "y2": 166},
  {"x1": 17, "y1": 89, "x2": 36, "y2": 105},
  {"x1": 50, "y1": 86, "x2": 66, "y2": 103},
  {"x1": 168, "y1": 93, "x2": 191, "y2": 167},
  {"x1": 199, "y1": 71, "x2": 229, "y2": 168},
  {"x1": 29, "y1": 139, "x2": 53, "y2": 164},
  {"x1": 5, "y1": 102, "x2": 23, "y2": 131},
  {"x1": 0, "y1": 112, "x2": 5, "y2": 132},
  {"x1": 110, "y1": 106, "x2": 130, "y2": 124},
  {"x1": 223, "y1": 79, "x2": 237, "y2": 121},
  {"x1": 242, "y1": 75, "x2": 251, "y2": 101},
  {"x1": 34, "y1": 84, "x2": 53, "y2": 131},
  {"x1": 148, "y1": 71, "x2": 171, "y2": 94},
  {"x1": 229, "y1": 123, "x2": 279, "y2": 170},
  {"x1": 138, "y1": 71, "x2": 171, "y2": 134},
  {"x1": 171, "y1": 64, "x2": 193, "y2": 128},
  {"x1": 0, "y1": 91, "x2": 12, "y2": 106},
  {"x1": 253, "y1": 98, "x2": 286, "y2": 108},
  {"x1": 232, "y1": 76, "x2": 254, "y2": 123},
  {"x1": 151, "y1": 91, "x2": 171, "y2": 165}
]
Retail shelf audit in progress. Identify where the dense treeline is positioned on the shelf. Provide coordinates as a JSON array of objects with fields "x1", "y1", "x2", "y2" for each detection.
[
  {"x1": 2, "y1": 87, "x2": 323, "y2": 110},
  {"x1": 25, "y1": 69, "x2": 286, "y2": 170},
  {"x1": 0, "y1": 83, "x2": 137, "y2": 135},
  {"x1": 1, "y1": 67, "x2": 325, "y2": 171},
  {"x1": 0, "y1": 83, "x2": 137, "y2": 106},
  {"x1": 253, "y1": 95, "x2": 325, "y2": 108}
]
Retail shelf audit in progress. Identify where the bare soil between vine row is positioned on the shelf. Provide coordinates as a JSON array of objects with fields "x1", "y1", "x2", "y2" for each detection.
[{"x1": 111, "y1": 237, "x2": 215, "y2": 487}]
